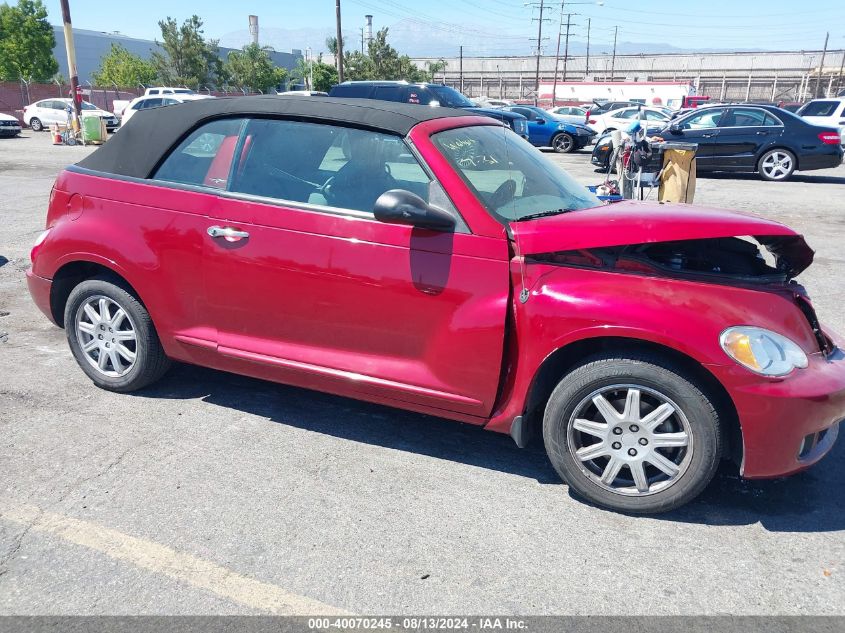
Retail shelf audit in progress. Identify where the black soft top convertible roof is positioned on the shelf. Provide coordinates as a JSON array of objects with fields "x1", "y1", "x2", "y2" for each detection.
[{"x1": 76, "y1": 95, "x2": 481, "y2": 179}]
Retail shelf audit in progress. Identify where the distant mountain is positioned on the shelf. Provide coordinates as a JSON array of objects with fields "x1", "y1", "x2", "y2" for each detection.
[{"x1": 218, "y1": 18, "x2": 758, "y2": 58}]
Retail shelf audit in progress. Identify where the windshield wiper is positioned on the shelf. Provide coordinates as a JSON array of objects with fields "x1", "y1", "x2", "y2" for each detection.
[{"x1": 513, "y1": 208, "x2": 575, "y2": 222}]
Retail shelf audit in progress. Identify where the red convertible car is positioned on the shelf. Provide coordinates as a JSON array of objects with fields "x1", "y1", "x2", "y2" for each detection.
[{"x1": 27, "y1": 96, "x2": 844, "y2": 513}]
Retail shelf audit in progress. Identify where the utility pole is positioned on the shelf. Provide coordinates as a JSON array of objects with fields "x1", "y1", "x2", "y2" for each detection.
[
  {"x1": 459, "y1": 45, "x2": 463, "y2": 93},
  {"x1": 562, "y1": 13, "x2": 573, "y2": 84},
  {"x1": 815, "y1": 32, "x2": 829, "y2": 98},
  {"x1": 837, "y1": 49, "x2": 845, "y2": 96},
  {"x1": 610, "y1": 25, "x2": 618, "y2": 81},
  {"x1": 335, "y1": 0, "x2": 344, "y2": 82},
  {"x1": 59, "y1": 0, "x2": 81, "y2": 130},
  {"x1": 552, "y1": 8, "x2": 575, "y2": 107},
  {"x1": 551, "y1": 4, "x2": 564, "y2": 108},
  {"x1": 585, "y1": 17, "x2": 591, "y2": 77},
  {"x1": 533, "y1": 0, "x2": 546, "y2": 105},
  {"x1": 359, "y1": 28, "x2": 364, "y2": 55}
]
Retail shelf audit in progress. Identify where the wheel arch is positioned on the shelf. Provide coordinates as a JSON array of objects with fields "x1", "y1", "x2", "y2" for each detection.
[
  {"x1": 50, "y1": 259, "x2": 145, "y2": 328},
  {"x1": 522, "y1": 336, "x2": 742, "y2": 465}
]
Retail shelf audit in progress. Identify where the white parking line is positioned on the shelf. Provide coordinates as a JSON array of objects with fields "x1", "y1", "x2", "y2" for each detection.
[{"x1": 0, "y1": 500, "x2": 349, "y2": 615}]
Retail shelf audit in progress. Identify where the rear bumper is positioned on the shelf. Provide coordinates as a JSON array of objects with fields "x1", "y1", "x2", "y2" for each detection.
[
  {"x1": 799, "y1": 149, "x2": 843, "y2": 171},
  {"x1": 711, "y1": 346, "x2": 845, "y2": 478},
  {"x1": 26, "y1": 268, "x2": 57, "y2": 325},
  {"x1": 0, "y1": 127, "x2": 21, "y2": 137}
]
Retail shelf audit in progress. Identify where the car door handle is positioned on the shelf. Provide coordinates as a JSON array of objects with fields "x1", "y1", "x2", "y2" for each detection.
[
  {"x1": 701, "y1": 131, "x2": 719, "y2": 137},
  {"x1": 756, "y1": 130, "x2": 771, "y2": 135},
  {"x1": 207, "y1": 225, "x2": 249, "y2": 241}
]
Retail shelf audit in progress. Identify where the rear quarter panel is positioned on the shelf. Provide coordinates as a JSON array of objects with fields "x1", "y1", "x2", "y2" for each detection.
[{"x1": 34, "y1": 170, "x2": 210, "y2": 358}]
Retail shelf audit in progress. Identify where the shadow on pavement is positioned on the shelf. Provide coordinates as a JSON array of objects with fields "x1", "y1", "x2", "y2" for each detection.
[{"x1": 136, "y1": 363, "x2": 845, "y2": 532}]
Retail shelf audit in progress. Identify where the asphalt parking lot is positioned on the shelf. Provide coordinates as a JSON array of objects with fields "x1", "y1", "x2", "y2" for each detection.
[{"x1": 1, "y1": 130, "x2": 844, "y2": 615}]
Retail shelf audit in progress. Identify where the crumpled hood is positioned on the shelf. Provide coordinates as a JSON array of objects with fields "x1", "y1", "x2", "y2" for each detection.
[{"x1": 511, "y1": 201, "x2": 814, "y2": 276}]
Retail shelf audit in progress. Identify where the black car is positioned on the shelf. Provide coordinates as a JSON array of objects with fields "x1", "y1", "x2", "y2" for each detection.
[
  {"x1": 591, "y1": 104, "x2": 843, "y2": 181},
  {"x1": 328, "y1": 81, "x2": 529, "y2": 139}
]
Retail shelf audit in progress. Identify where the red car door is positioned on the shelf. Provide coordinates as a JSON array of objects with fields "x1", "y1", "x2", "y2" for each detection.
[{"x1": 183, "y1": 117, "x2": 510, "y2": 419}]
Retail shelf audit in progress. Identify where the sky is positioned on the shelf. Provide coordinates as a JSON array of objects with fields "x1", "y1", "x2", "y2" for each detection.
[{"x1": 42, "y1": 0, "x2": 844, "y2": 57}]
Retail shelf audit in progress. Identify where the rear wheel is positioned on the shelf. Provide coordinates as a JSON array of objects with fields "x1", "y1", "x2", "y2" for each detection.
[
  {"x1": 29, "y1": 117, "x2": 43, "y2": 132},
  {"x1": 758, "y1": 148, "x2": 795, "y2": 181},
  {"x1": 65, "y1": 277, "x2": 170, "y2": 392},
  {"x1": 543, "y1": 353, "x2": 722, "y2": 514},
  {"x1": 552, "y1": 133, "x2": 575, "y2": 153}
]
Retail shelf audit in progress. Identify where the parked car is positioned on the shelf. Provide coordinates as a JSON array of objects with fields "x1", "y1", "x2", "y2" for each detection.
[
  {"x1": 28, "y1": 96, "x2": 845, "y2": 514},
  {"x1": 585, "y1": 100, "x2": 642, "y2": 123},
  {"x1": 23, "y1": 99, "x2": 119, "y2": 132},
  {"x1": 777, "y1": 102, "x2": 804, "y2": 113},
  {"x1": 796, "y1": 98, "x2": 845, "y2": 142},
  {"x1": 120, "y1": 94, "x2": 214, "y2": 125},
  {"x1": 506, "y1": 105, "x2": 596, "y2": 152},
  {"x1": 591, "y1": 104, "x2": 843, "y2": 181},
  {"x1": 144, "y1": 87, "x2": 196, "y2": 96},
  {"x1": 276, "y1": 90, "x2": 329, "y2": 97},
  {"x1": 587, "y1": 105, "x2": 672, "y2": 135},
  {"x1": 328, "y1": 81, "x2": 529, "y2": 139},
  {"x1": 478, "y1": 98, "x2": 514, "y2": 108},
  {"x1": 0, "y1": 112, "x2": 22, "y2": 137},
  {"x1": 549, "y1": 105, "x2": 587, "y2": 125}
]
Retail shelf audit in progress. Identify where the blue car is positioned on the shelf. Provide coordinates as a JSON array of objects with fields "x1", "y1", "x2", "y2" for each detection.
[{"x1": 506, "y1": 105, "x2": 596, "y2": 153}]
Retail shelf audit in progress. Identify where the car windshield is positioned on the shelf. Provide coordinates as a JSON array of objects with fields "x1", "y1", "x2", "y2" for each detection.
[
  {"x1": 81, "y1": 102, "x2": 98, "y2": 110},
  {"x1": 427, "y1": 85, "x2": 474, "y2": 108},
  {"x1": 432, "y1": 125, "x2": 599, "y2": 223}
]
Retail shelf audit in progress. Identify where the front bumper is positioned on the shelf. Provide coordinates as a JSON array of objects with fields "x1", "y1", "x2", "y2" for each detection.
[
  {"x1": 26, "y1": 268, "x2": 57, "y2": 326},
  {"x1": 710, "y1": 345, "x2": 845, "y2": 478},
  {"x1": 0, "y1": 126, "x2": 21, "y2": 137}
]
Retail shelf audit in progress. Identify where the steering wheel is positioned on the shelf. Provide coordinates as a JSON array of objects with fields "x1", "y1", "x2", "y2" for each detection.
[{"x1": 489, "y1": 179, "x2": 517, "y2": 209}]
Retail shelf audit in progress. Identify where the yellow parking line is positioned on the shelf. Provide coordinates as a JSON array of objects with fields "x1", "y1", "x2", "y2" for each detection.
[{"x1": 0, "y1": 500, "x2": 348, "y2": 615}]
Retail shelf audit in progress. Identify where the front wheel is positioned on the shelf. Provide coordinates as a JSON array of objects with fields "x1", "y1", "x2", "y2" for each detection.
[
  {"x1": 758, "y1": 148, "x2": 795, "y2": 181},
  {"x1": 64, "y1": 277, "x2": 171, "y2": 392},
  {"x1": 552, "y1": 133, "x2": 575, "y2": 153},
  {"x1": 543, "y1": 354, "x2": 722, "y2": 514},
  {"x1": 29, "y1": 117, "x2": 43, "y2": 132}
]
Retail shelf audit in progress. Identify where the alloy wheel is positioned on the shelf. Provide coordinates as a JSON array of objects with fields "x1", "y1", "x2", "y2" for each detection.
[
  {"x1": 74, "y1": 295, "x2": 138, "y2": 378},
  {"x1": 554, "y1": 133, "x2": 574, "y2": 153},
  {"x1": 566, "y1": 384, "x2": 693, "y2": 496},
  {"x1": 761, "y1": 151, "x2": 793, "y2": 180}
]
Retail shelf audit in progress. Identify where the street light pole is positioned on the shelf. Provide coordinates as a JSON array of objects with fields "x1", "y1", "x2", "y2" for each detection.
[
  {"x1": 585, "y1": 17, "x2": 591, "y2": 77},
  {"x1": 551, "y1": 2, "x2": 564, "y2": 108},
  {"x1": 815, "y1": 32, "x2": 829, "y2": 98},
  {"x1": 610, "y1": 25, "x2": 618, "y2": 81}
]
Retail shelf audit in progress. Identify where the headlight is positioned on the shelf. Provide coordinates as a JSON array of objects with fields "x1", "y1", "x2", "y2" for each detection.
[{"x1": 720, "y1": 326, "x2": 808, "y2": 376}]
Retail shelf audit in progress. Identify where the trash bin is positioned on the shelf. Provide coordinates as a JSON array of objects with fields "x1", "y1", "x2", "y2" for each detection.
[
  {"x1": 81, "y1": 115, "x2": 106, "y2": 143},
  {"x1": 658, "y1": 142, "x2": 698, "y2": 203}
]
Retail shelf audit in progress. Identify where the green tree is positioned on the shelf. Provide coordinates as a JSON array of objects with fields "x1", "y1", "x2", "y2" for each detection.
[
  {"x1": 342, "y1": 50, "x2": 374, "y2": 81},
  {"x1": 325, "y1": 36, "x2": 345, "y2": 57},
  {"x1": 295, "y1": 54, "x2": 338, "y2": 92},
  {"x1": 225, "y1": 43, "x2": 287, "y2": 93},
  {"x1": 0, "y1": 0, "x2": 58, "y2": 81},
  {"x1": 424, "y1": 59, "x2": 447, "y2": 82},
  {"x1": 92, "y1": 43, "x2": 157, "y2": 88},
  {"x1": 362, "y1": 28, "x2": 426, "y2": 81},
  {"x1": 151, "y1": 15, "x2": 220, "y2": 88}
]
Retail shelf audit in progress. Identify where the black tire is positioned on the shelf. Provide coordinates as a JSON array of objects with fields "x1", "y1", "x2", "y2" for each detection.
[
  {"x1": 757, "y1": 148, "x2": 796, "y2": 181},
  {"x1": 543, "y1": 353, "x2": 722, "y2": 514},
  {"x1": 64, "y1": 276, "x2": 170, "y2": 392},
  {"x1": 29, "y1": 117, "x2": 43, "y2": 132},
  {"x1": 552, "y1": 132, "x2": 575, "y2": 153}
]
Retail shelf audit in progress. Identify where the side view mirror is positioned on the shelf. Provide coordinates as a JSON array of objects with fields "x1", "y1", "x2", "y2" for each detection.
[
  {"x1": 669, "y1": 123, "x2": 682, "y2": 134},
  {"x1": 374, "y1": 189, "x2": 455, "y2": 231},
  {"x1": 535, "y1": 118, "x2": 545, "y2": 125}
]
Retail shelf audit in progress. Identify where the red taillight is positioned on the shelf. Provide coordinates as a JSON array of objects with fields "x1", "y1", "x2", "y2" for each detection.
[{"x1": 818, "y1": 132, "x2": 841, "y2": 145}]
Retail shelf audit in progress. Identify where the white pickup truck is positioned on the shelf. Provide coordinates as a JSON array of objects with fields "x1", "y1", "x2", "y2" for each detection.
[{"x1": 113, "y1": 88, "x2": 197, "y2": 119}]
